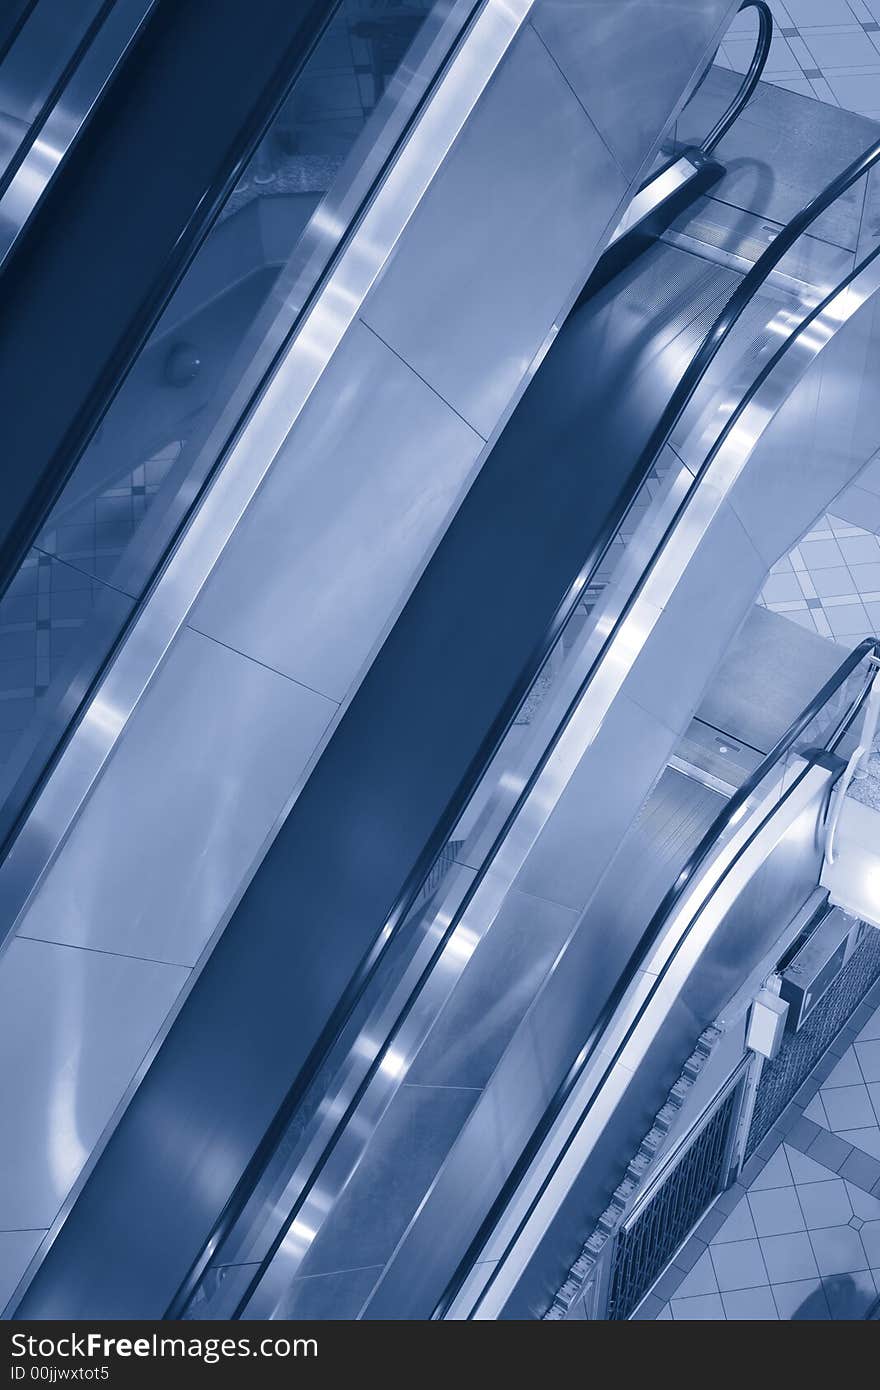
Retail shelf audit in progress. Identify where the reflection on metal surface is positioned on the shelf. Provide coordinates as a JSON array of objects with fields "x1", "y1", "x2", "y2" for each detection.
[
  {"x1": 0, "y1": 936, "x2": 186, "y2": 1232},
  {"x1": 605, "y1": 0, "x2": 772, "y2": 251},
  {"x1": 606, "y1": 155, "x2": 701, "y2": 249},
  {"x1": 15, "y1": 628, "x2": 338, "y2": 968},
  {"x1": 822, "y1": 796, "x2": 880, "y2": 929},
  {"x1": 0, "y1": 0, "x2": 158, "y2": 269}
]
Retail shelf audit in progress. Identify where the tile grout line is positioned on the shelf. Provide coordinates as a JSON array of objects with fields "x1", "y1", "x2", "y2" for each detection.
[{"x1": 643, "y1": 979, "x2": 880, "y2": 1317}]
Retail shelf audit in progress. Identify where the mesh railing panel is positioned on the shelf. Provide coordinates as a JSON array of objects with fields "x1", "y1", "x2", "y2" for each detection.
[
  {"x1": 747, "y1": 924, "x2": 880, "y2": 1157},
  {"x1": 608, "y1": 1085, "x2": 738, "y2": 1321}
]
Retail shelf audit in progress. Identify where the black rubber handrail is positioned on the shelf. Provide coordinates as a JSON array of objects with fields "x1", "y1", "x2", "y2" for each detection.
[
  {"x1": 701, "y1": 1, "x2": 773, "y2": 154},
  {"x1": 182, "y1": 67, "x2": 880, "y2": 1326}
]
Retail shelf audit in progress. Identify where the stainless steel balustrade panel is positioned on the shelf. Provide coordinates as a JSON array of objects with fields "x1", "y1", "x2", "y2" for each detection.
[
  {"x1": 359, "y1": 23, "x2": 629, "y2": 440},
  {"x1": 361, "y1": 1, "x2": 739, "y2": 439},
  {"x1": 0, "y1": 1233, "x2": 43, "y2": 1318},
  {"x1": 729, "y1": 282, "x2": 880, "y2": 569},
  {"x1": 0, "y1": 0, "x2": 104, "y2": 172},
  {"x1": 696, "y1": 605, "x2": 848, "y2": 759},
  {"x1": 225, "y1": 236, "x2": 761, "y2": 1317},
  {"x1": 10, "y1": 629, "x2": 337, "y2": 967},
  {"x1": 254, "y1": 772, "x2": 722, "y2": 1317},
  {"x1": 0, "y1": 934, "x2": 187, "y2": 1231},
  {"x1": 426, "y1": 255, "x2": 880, "y2": 1312},
  {"x1": 242, "y1": 886, "x2": 579, "y2": 1316},
  {"x1": 189, "y1": 320, "x2": 484, "y2": 702},
  {"x1": 0, "y1": 0, "x2": 539, "y2": 937},
  {"x1": 530, "y1": 0, "x2": 739, "y2": 181}
]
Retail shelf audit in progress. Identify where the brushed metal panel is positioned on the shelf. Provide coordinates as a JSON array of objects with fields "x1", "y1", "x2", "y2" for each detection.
[
  {"x1": 361, "y1": 23, "x2": 628, "y2": 438},
  {"x1": 531, "y1": 0, "x2": 736, "y2": 179},
  {"x1": 514, "y1": 694, "x2": 680, "y2": 913},
  {"x1": 0, "y1": 0, "x2": 158, "y2": 271},
  {"x1": 406, "y1": 888, "x2": 577, "y2": 1090},
  {"x1": 479, "y1": 762, "x2": 835, "y2": 1319},
  {"x1": 729, "y1": 288, "x2": 880, "y2": 569},
  {"x1": 676, "y1": 68, "x2": 875, "y2": 254},
  {"x1": 831, "y1": 480, "x2": 880, "y2": 536},
  {"x1": 697, "y1": 605, "x2": 846, "y2": 756},
  {"x1": 16, "y1": 627, "x2": 336, "y2": 966},
  {"x1": 0, "y1": 0, "x2": 534, "y2": 944},
  {"x1": 279, "y1": 1082, "x2": 479, "y2": 1287},
  {"x1": 0, "y1": 937, "x2": 186, "y2": 1230},
  {"x1": 622, "y1": 499, "x2": 766, "y2": 733},
  {"x1": 574, "y1": 769, "x2": 726, "y2": 967},
  {"x1": 190, "y1": 320, "x2": 483, "y2": 701},
  {"x1": 0, "y1": 1230, "x2": 45, "y2": 1314}
]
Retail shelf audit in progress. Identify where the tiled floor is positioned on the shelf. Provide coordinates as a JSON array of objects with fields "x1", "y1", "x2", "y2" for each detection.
[
  {"x1": 660, "y1": 1140, "x2": 880, "y2": 1320},
  {"x1": 801, "y1": 1004, "x2": 880, "y2": 1158},
  {"x1": 720, "y1": 0, "x2": 880, "y2": 120},
  {"x1": 760, "y1": 507, "x2": 880, "y2": 644},
  {"x1": 654, "y1": 998, "x2": 880, "y2": 1319}
]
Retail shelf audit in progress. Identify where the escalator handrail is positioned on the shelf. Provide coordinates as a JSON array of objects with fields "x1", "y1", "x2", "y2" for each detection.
[
  {"x1": 701, "y1": 0, "x2": 773, "y2": 155},
  {"x1": 181, "y1": 47, "x2": 880, "y2": 1323}
]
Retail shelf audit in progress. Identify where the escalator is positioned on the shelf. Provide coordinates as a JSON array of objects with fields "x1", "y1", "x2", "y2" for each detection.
[
  {"x1": 0, "y1": 0, "x2": 510, "y2": 1318},
  {"x1": 3, "y1": 0, "x2": 749, "y2": 1321},
  {"x1": 8, "y1": 1, "x2": 879, "y2": 1322},
  {"x1": 140, "y1": 32, "x2": 880, "y2": 1318},
  {"x1": 438, "y1": 633, "x2": 880, "y2": 1320}
]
